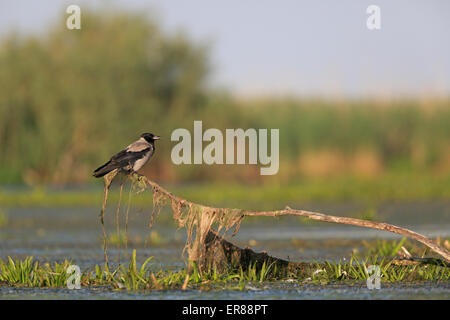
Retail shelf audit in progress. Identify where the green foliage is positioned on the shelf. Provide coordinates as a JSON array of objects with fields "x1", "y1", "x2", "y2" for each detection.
[
  {"x1": 116, "y1": 250, "x2": 154, "y2": 290},
  {"x1": 236, "y1": 261, "x2": 277, "y2": 283},
  {"x1": 312, "y1": 253, "x2": 450, "y2": 284},
  {"x1": 0, "y1": 9, "x2": 449, "y2": 185},
  {"x1": 39, "y1": 260, "x2": 73, "y2": 287},
  {"x1": 0, "y1": 9, "x2": 210, "y2": 184},
  {"x1": 1, "y1": 173, "x2": 450, "y2": 208},
  {"x1": 364, "y1": 237, "x2": 407, "y2": 257},
  {"x1": 0, "y1": 257, "x2": 37, "y2": 286},
  {"x1": 0, "y1": 252, "x2": 448, "y2": 291},
  {"x1": 0, "y1": 256, "x2": 72, "y2": 287}
]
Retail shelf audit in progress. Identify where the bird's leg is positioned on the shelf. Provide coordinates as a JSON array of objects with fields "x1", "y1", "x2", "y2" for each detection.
[{"x1": 134, "y1": 170, "x2": 145, "y2": 179}]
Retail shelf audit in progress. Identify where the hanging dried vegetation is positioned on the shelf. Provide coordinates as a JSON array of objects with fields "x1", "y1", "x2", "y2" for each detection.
[{"x1": 98, "y1": 172, "x2": 450, "y2": 272}]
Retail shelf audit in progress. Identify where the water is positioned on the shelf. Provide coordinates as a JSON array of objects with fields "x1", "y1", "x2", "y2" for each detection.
[
  {"x1": 1, "y1": 283, "x2": 449, "y2": 299},
  {"x1": 1, "y1": 201, "x2": 449, "y2": 299}
]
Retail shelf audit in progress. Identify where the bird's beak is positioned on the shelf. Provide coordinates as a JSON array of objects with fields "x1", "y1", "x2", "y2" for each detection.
[{"x1": 154, "y1": 136, "x2": 161, "y2": 140}]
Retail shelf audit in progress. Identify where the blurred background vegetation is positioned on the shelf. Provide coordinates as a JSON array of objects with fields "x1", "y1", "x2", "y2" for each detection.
[{"x1": 0, "y1": 10, "x2": 449, "y2": 195}]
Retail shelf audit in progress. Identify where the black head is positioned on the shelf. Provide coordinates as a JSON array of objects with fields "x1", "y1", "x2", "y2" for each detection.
[{"x1": 141, "y1": 132, "x2": 160, "y2": 143}]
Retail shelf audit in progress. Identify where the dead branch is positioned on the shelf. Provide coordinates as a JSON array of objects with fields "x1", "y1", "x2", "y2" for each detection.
[
  {"x1": 98, "y1": 172, "x2": 450, "y2": 270},
  {"x1": 138, "y1": 175, "x2": 450, "y2": 263},
  {"x1": 202, "y1": 229, "x2": 311, "y2": 274},
  {"x1": 246, "y1": 207, "x2": 450, "y2": 263}
]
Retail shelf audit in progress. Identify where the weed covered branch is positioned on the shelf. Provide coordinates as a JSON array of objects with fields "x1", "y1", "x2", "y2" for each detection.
[{"x1": 99, "y1": 171, "x2": 450, "y2": 268}]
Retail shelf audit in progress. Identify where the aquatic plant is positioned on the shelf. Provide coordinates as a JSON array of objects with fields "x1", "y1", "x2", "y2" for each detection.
[
  {"x1": 363, "y1": 237, "x2": 407, "y2": 257},
  {"x1": 0, "y1": 250, "x2": 448, "y2": 291}
]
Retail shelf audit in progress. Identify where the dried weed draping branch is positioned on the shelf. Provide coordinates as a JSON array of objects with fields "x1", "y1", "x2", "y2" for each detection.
[
  {"x1": 98, "y1": 172, "x2": 450, "y2": 267},
  {"x1": 142, "y1": 176, "x2": 245, "y2": 263}
]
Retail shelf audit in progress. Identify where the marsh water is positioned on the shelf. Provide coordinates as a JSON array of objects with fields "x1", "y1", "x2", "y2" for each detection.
[{"x1": 1, "y1": 200, "x2": 449, "y2": 299}]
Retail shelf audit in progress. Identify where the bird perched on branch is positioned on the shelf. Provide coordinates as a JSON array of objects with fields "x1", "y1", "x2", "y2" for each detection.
[{"x1": 93, "y1": 133, "x2": 160, "y2": 178}]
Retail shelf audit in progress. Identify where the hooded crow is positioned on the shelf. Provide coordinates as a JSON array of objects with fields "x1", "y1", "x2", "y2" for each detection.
[{"x1": 93, "y1": 133, "x2": 160, "y2": 178}]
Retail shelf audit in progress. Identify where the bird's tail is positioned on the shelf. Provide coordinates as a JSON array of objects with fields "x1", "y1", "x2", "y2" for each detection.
[{"x1": 93, "y1": 161, "x2": 117, "y2": 178}]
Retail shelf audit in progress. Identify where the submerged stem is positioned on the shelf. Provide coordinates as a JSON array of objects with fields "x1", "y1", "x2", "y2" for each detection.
[
  {"x1": 125, "y1": 182, "x2": 132, "y2": 249},
  {"x1": 100, "y1": 169, "x2": 118, "y2": 267},
  {"x1": 116, "y1": 183, "x2": 123, "y2": 264}
]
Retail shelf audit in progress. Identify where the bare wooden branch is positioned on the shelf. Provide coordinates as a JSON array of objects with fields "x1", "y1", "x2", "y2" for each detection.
[
  {"x1": 246, "y1": 207, "x2": 450, "y2": 262},
  {"x1": 140, "y1": 176, "x2": 450, "y2": 263}
]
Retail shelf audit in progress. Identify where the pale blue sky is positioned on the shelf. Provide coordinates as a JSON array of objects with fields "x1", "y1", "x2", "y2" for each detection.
[{"x1": 1, "y1": 0, "x2": 449, "y2": 98}]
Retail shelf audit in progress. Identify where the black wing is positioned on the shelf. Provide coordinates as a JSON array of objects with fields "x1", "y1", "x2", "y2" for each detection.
[
  {"x1": 109, "y1": 147, "x2": 152, "y2": 167},
  {"x1": 93, "y1": 146, "x2": 153, "y2": 178}
]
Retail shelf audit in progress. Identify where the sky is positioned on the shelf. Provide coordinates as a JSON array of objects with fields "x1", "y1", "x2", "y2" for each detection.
[{"x1": 0, "y1": 0, "x2": 449, "y2": 98}]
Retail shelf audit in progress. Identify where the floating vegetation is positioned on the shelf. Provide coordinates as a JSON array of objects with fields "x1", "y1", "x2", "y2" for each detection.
[
  {"x1": 0, "y1": 250, "x2": 448, "y2": 291},
  {"x1": 363, "y1": 237, "x2": 408, "y2": 257},
  {"x1": 0, "y1": 257, "x2": 73, "y2": 287}
]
